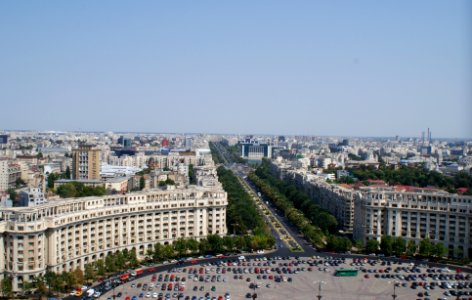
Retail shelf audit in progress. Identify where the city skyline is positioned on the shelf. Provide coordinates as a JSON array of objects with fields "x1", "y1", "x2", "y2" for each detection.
[{"x1": 1, "y1": 1, "x2": 471, "y2": 138}]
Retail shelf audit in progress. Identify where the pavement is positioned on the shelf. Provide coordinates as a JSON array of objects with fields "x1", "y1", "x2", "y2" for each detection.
[{"x1": 98, "y1": 256, "x2": 471, "y2": 300}]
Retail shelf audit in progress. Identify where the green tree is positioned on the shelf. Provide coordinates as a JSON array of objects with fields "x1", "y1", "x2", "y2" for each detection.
[
  {"x1": 207, "y1": 235, "x2": 224, "y2": 253},
  {"x1": 406, "y1": 240, "x2": 417, "y2": 257},
  {"x1": 105, "y1": 254, "x2": 117, "y2": 273},
  {"x1": 114, "y1": 251, "x2": 126, "y2": 271},
  {"x1": 56, "y1": 182, "x2": 106, "y2": 198},
  {"x1": 162, "y1": 244, "x2": 176, "y2": 259},
  {"x1": 72, "y1": 268, "x2": 85, "y2": 286},
  {"x1": 150, "y1": 243, "x2": 163, "y2": 262},
  {"x1": 7, "y1": 188, "x2": 17, "y2": 201},
  {"x1": 419, "y1": 238, "x2": 434, "y2": 257},
  {"x1": 380, "y1": 235, "x2": 394, "y2": 256},
  {"x1": 433, "y1": 243, "x2": 448, "y2": 258},
  {"x1": 139, "y1": 176, "x2": 145, "y2": 190},
  {"x1": 128, "y1": 249, "x2": 139, "y2": 268},
  {"x1": 234, "y1": 236, "x2": 248, "y2": 251},
  {"x1": 0, "y1": 277, "x2": 13, "y2": 298},
  {"x1": 187, "y1": 239, "x2": 199, "y2": 254},
  {"x1": 223, "y1": 236, "x2": 235, "y2": 252},
  {"x1": 64, "y1": 166, "x2": 71, "y2": 179},
  {"x1": 56, "y1": 183, "x2": 77, "y2": 198},
  {"x1": 95, "y1": 259, "x2": 106, "y2": 276},
  {"x1": 60, "y1": 271, "x2": 76, "y2": 291},
  {"x1": 15, "y1": 178, "x2": 26, "y2": 188},
  {"x1": 198, "y1": 239, "x2": 210, "y2": 254},
  {"x1": 365, "y1": 239, "x2": 379, "y2": 254},
  {"x1": 392, "y1": 237, "x2": 406, "y2": 256},
  {"x1": 47, "y1": 172, "x2": 60, "y2": 190},
  {"x1": 32, "y1": 274, "x2": 48, "y2": 298},
  {"x1": 44, "y1": 271, "x2": 57, "y2": 293},
  {"x1": 84, "y1": 263, "x2": 96, "y2": 285},
  {"x1": 188, "y1": 164, "x2": 196, "y2": 184},
  {"x1": 173, "y1": 238, "x2": 188, "y2": 257},
  {"x1": 327, "y1": 235, "x2": 352, "y2": 252},
  {"x1": 21, "y1": 280, "x2": 34, "y2": 296}
]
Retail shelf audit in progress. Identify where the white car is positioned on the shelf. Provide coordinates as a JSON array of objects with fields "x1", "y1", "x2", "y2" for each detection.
[
  {"x1": 86, "y1": 289, "x2": 95, "y2": 297},
  {"x1": 145, "y1": 292, "x2": 151, "y2": 298},
  {"x1": 152, "y1": 292, "x2": 158, "y2": 298}
]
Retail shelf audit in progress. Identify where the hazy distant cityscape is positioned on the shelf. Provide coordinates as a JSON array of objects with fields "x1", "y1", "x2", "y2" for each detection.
[
  {"x1": 0, "y1": 129, "x2": 471, "y2": 298},
  {"x1": 1, "y1": 1, "x2": 471, "y2": 299}
]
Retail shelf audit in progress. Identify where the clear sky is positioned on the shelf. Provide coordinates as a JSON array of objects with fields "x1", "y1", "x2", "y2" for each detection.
[{"x1": 1, "y1": 1, "x2": 471, "y2": 138}]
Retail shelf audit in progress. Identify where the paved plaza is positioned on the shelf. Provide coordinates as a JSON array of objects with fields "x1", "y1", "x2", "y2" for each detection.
[{"x1": 100, "y1": 256, "x2": 471, "y2": 300}]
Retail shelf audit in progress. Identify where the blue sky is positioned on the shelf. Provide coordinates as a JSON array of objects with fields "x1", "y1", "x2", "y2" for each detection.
[{"x1": 1, "y1": 1, "x2": 471, "y2": 138}]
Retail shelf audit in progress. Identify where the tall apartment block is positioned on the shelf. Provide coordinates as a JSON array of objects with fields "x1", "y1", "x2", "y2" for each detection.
[
  {"x1": 353, "y1": 188, "x2": 472, "y2": 258},
  {"x1": 271, "y1": 160, "x2": 472, "y2": 258},
  {"x1": 0, "y1": 158, "x2": 8, "y2": 192},
  {"x1": 239, "y1": 139, "x2": 272, "y2": 160},
  {"x1": 72, "y1": 144, "x2": 101, "y2": 180},
  {"x1": 0, "y1": 185, "x2": 227, "y2": 291}
]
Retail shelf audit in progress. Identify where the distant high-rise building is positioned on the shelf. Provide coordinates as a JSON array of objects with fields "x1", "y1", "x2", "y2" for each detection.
[
  {"x1": 72, "y1": 144, "x2": 101, "y2": 180},
  {"x1": 0, "y1": 158, "x2": 8, "y2": 192},
  {"x1": 185, "y1": 137, "x2": 193, "y2": 150},
  {"x1": 117, "y1": 136, "x2": 132, "y2": 148},
  {"x1": 0, "y1": 135, "x2": 8, "y2": 144},
  {"x1": 239, "y1": 139, "x2": 272, "y2": 160}
]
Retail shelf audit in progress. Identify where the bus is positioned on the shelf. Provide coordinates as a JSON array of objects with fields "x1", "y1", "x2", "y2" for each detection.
[{"x1": 335, "y1": 268, "x2": 358, "y2": 277}]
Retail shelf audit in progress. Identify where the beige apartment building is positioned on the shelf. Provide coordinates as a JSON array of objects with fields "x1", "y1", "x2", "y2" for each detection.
[
  {"x1": 72, "y1": 144, "x2": 101, "y2": 180},
  {"x1": 0, "y1": 158, "x2": 8, "y2": 192},
  {"x1": 353, "y1": 188, "x2": 472, "y2": 258},
  {"x1": 270, "y1": 160, "x2": 472, "y2": 258},
  {"x1": 0, "y1": 186, "x2": 227, "y2": 291}
]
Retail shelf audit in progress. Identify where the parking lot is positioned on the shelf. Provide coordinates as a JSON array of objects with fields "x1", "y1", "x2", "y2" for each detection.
[{"x1": 100, "y1": 256, "x2": 472, "y2": 300}]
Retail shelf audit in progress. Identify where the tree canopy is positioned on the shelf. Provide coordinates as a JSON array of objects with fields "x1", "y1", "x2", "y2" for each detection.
[{"x1": 56, "y1": 182, "x2": 106, "y2": 198}]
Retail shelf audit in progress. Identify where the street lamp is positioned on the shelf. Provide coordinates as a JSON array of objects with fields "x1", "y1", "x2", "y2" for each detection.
[
  {"x1": 388, "y1": 280, "x2": 399, "y2": 300},
  {"x1": 313, "y1": 281, "x2": 326, "y2": 300},
  {"x1": 251, "y1": 280, "x2": 258, "y2": 300}
]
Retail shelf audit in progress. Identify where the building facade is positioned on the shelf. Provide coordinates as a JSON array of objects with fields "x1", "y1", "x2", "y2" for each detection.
[
  {"x1": 239, "y1": 140, "x2": 272, "y2": 160},
  {"x1": 353, "y1": 188, "x2": 472, "y2": 258},
  {"x1": 18, "y1": 188, "x2": 47, "y2": 207},
  {"x1": 0, "y1": 159, "x2": 8, "y2": 192},
  {"x1": 8, "y1": 163, "x2": 21, "y2": 189},
  {"x1": 0, "y1": 186, "x2": 227, "y2": 291},
  {"x1": 270, "y1": 160, "x2": 472, "y2": 258},
  {"x1": 72, "y1": 144, "x2": 101, "y2": 180}
]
